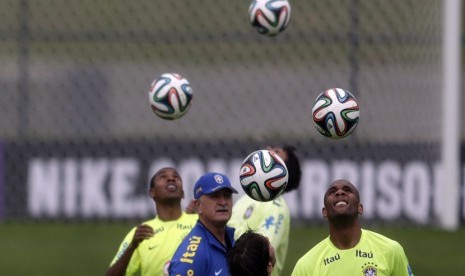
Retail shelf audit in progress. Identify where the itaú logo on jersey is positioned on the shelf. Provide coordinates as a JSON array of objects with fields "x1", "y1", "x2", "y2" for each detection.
[
  {"x1": 180, "y1": 236, "x2": 202, "y2": 264},
  {"x1": 177, "y1": 223, "x2": 193, "y2": 230},
  {"x1": 323, "y1": 253, "x2": 340, "y2": 265},
  {"x1": 362, "y1": 262, "x2": 378, "y2": 276}
]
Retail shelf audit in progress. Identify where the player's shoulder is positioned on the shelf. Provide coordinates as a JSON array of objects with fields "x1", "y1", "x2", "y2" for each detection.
[
  {"x1": 177, "y1": 222, "x2": 207, "y2": 245},
  {"x1": 235, "y1": 195, "x2": 289, "y2": 218},
  {"x1": 178, "y1": 212, "x2": 198, "y2": 224},
  {"x1": 362, "y1": 229, "x2": 404, "y2": 250},
  {"x1": 234, "y1": 194, "x2": 256, "y2": 207},
  {"x1": 299, "y1": 236, "x2": 332, "y2": 260},
  {"x1": 232, "y1": 195, "x2": 258, "y2": 217},
  {"x1": 363, "y1": 229, "x2": 397, "y2": 243},
  {"x1": 140, "y1": 217, "x2": 158, "y2": 226},
  {"x1": 272, "y1": 195, "x2": 289, "y2": 210},
  {"x1": 294, "y1": 239, "x2": 326, "y2": 273},
  {"x1": 120, "y1": 218, "x2": 158, "y2": 242},
  {"x1": 171, "y1": 225, "x2": 209, "y2": 270},
  {"x1": 238, "y1": 194, "x2": 288, "y2": 209},
  {"x1": 178, "y1": 230, "x2": 207, "y2": 255},
  {"x1": 258, "y1": 196, "x2": 290, "y2": 216},
  {"x1": 125, "y1": 218, "x2": 157, "y2": 233}
]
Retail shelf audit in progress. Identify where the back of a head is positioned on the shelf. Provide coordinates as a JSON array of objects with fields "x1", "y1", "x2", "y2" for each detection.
[
  {"x1": 283, "y1": 145, "x2": 302, "y2": 193},
  {"x1": 228, "y1": 230, "x2": 270, "y2": 276}
]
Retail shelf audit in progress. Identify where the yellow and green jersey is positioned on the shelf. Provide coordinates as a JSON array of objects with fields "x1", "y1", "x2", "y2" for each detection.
[
  {"x1": 229, "y1": 195, "x2": 290, "y2": 276},
  {"x1": 109, "y1": 212, "x2": 198, "y2": 276},
  {"x1": 292, "y1": 229, "x2": 414, "y2": 276}
]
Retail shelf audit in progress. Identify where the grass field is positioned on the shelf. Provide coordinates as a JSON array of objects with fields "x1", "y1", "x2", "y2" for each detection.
[{"x1": 1, "y1": 222, "x2": 464, "y2": 275}]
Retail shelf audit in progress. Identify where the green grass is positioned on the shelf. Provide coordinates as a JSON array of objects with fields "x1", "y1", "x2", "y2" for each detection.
[
  {"x1": 0, "y1": 222, "x2": 132, "y2": 276},
  {"x1": 0, "y1": 222, "x2": 464, "y2": 275}
]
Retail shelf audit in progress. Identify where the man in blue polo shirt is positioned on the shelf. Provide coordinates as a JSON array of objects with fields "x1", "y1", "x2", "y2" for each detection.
[{"x1": 169, "y1": 172, "x2": 238, "y2": 276}]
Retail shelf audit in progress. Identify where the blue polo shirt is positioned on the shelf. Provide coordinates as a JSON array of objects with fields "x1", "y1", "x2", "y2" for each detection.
[{"x1": 169, "y1": 220, "x2": 235, "y2": 276}]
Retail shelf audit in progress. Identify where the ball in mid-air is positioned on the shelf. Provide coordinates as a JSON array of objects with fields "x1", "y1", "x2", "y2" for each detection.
[
  {"x1": 312, "y1": 88, "x2": 360, "y2": 139},
  {"x1": 148, "y1": 73, "x2": 193, "y2": 120},
  {"x1": 248, "y1": 0, "x2": 291, "y2": 37},
  {"x1": 240, "y1": 149, "x2": 288, "y2": 202}
]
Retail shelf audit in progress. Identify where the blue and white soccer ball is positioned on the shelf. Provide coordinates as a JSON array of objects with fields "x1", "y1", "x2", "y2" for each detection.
[
  {"x1": 148, "y1": 73, "x2": 193, "y2": 120},
  {"x1": 248, "y1": 0, "x2": 291, "y2": 36},
  {"x1": 312, "y1": 88, "x2": 360, "y2": 139},
  {"x1": 240, "y1": 149, "x2": 288, "y2": 202}
]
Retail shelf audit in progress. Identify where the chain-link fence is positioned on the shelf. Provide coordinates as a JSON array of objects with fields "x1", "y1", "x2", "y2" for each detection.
[{"x1": 0, "y1": 0, "x2": 462, "y2": 224}]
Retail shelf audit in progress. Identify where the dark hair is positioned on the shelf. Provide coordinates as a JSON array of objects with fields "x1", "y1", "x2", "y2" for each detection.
[
  {"x1": 228, "y1": 230, "x2": 271, "y2": 276},
  {"x1": 283, "y1": 145, "x2": 302, "y2": 192},
  {"x1": 149, "y1": 173, "x2": 156, "y2": 188},
  {"x1": 149, "y1": 167, "x2": 179, "y2": 188}
]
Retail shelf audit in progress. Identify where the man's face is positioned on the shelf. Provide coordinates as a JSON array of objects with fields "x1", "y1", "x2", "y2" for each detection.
[
  {"x1": 322, "y1": 179, "x2": 362, "y2": 220},
  {"x1": 196, "y1": 189, "x2": 233, "y2": 226},
  {"x1": 150, "y1": 168, "x2": 184, "y2": 202},
  {"x1": 266, "y1": 146, "x2": 288, "y2": 162}
]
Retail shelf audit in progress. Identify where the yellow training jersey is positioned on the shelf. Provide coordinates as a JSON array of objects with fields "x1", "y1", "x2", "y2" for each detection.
[
  {"x1": 291, "y1": 229, "x2": 414, "y2": 276},
  {"x1": 109, "y1": 212, "x2": 198, "y2": 276},
  {"x1": 229, "y1": 195, "x2": 290, "y2": 276}
]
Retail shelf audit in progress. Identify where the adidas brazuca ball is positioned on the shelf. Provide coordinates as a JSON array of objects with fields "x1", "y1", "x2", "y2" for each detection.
[
  {"x1": 240, "y1": 149, "x2": 288, "y2": 202},
  {"x1": 312, "y1": 88, "x2": 360, "y2": 139},
  {"x1": 248, "y1": 0, "x2": 291, "y2": 37},
  {"x1": 148, "y1": 73, "x2": 193, "y2": 120}
]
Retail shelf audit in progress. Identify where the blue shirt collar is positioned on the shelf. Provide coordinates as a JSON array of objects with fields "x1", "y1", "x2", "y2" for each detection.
[{"x1": 197, "y1": 220, "x2": 236, "y2": 251}]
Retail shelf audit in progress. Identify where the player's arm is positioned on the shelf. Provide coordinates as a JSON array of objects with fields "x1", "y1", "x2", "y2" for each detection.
[{"x1": 105, "y1": 224, "x2": 154, "y2": 276}]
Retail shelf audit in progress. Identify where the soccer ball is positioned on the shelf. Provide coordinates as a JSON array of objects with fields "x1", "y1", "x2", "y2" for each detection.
[
  {"x1": 239, "y1": 149, "x2": 288, "y2": 202},
  {"x1": 312, "y1": 88, "x2": 360, "y2": 139},
  {"x1": 148, "y1": 73, "x2": 193, "y2": 120},
  {"x1": 248, "y1": 0, "x2": 291, "y2": 37}
]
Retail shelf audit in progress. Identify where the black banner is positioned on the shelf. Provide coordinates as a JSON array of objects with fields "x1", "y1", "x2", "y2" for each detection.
[{"x1": 1, "y1": 140, "x2": 463, "y2": 225}]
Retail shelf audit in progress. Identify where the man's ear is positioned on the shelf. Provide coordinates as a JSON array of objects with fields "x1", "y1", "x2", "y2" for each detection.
[
  {"x1": 322, "y1": 207, "x2": 327, "y2": 219},
  {"x1": 195, "y1": 199, "x2": 201, "y2": 214},
  {"x1": 358, "y1": 203, "x2": 364, "y2": 215},
  {"x1": 149, "y1": 187, "x2": 156, "y2": 198},
  {"x1": 267, "y1": 262, "x2": 273, "y2": 274}
]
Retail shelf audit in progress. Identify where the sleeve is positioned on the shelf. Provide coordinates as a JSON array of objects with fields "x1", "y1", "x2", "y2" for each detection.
[
  {"x1": 390, "y1": 242, "x2": 414, "y2": 276},
  {"x1": 108, "y1": 227, "x2": 142, "y2": 276},
  {"x1": 109, "y1": 227, "x2": 137, "y2": 266},
  {"x1": 168, "y1": 236, "x2": 209, "y2": 276},
  {"x1": 291, "y1": 258, "x2": 308, "y2": 276}
]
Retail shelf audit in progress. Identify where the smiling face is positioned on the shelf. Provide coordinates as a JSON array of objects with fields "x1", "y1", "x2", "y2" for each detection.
[
  {"x1": 149, "y1": 167, "x2": 184, "y2": 203},
  {"x1": 322, "y1": 179, "x2": 363, "y2": 221}
]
